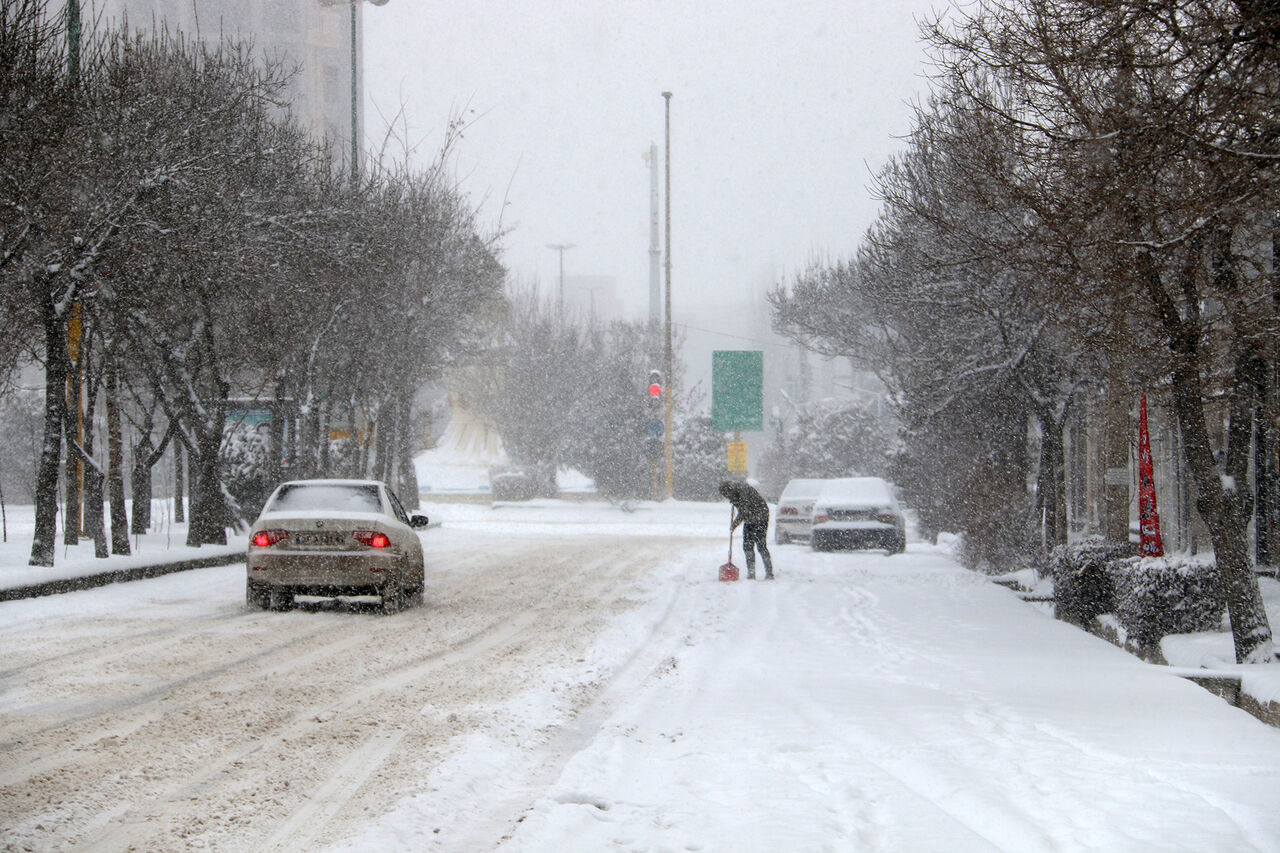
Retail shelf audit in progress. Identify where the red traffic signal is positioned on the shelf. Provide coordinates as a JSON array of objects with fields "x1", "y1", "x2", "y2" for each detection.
[
  {"x1": 648, "y1": 382, "x2": 662, "y2": 398},
  {"x1": 647, "y1": 370, "x2": 662, "y2": 399}
]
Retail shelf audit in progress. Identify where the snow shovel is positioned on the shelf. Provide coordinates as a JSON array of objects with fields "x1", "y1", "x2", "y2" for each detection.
[{"x1": 719, "y1": 508, "x2": 740, "y2": 582}]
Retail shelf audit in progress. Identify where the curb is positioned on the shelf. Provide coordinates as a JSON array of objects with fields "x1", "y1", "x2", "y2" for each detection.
[{"x1": 0, "y1": 551, "x2": 245, "y2": 602}]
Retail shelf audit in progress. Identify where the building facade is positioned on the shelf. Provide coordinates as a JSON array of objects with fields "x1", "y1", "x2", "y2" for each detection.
[{"x1": 84, "y1": 0, "x2": 367, "y2": 170}]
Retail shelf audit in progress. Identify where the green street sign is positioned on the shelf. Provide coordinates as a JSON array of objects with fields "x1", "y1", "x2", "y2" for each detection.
[{"x1": 712, "y1": 350, "x2": 764, "y2": 432}]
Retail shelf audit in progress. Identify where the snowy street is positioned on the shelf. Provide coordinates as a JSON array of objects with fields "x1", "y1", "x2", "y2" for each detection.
[{"x1": 4, "y1": 501, "x2": 1280, "y2": 852}]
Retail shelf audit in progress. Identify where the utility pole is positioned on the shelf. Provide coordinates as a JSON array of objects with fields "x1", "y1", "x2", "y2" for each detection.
[
  {"x1": 662, "y1": 91, "x2": 674, "y2": 499},
  {"x1": 1104, "y1": 348, "x2": 1130, "y2": 544},
  {"x1": 647, "y1": 142, "x2": 661, "y2": 326}
]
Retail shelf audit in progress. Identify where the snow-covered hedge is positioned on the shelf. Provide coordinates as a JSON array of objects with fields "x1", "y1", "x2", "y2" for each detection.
[
  {"x1": 1050, "y1": 538, "x2": 1132, "y2": 627},
  {"x1": 1109, "y1": 554, "x2": 1225, "y2": 651}
]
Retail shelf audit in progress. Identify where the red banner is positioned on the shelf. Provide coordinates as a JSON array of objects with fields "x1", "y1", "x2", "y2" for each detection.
[{"x1": 1137, "y1": 393, "x2": 1164, "y2": 557}]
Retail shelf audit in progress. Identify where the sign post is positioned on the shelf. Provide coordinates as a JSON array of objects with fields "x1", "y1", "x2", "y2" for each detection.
[{"x1": 727, "y1": 437, "x2": 748, "y2": 473}]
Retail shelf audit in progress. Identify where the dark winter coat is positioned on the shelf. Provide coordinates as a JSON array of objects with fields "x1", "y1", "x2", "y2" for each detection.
[{"x1": 719, "y1": 480, "x2": 770, "y2": 530}]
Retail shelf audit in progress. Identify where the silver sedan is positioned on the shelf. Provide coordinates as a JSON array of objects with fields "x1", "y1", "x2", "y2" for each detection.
[{"x1": 246, "y1": 479, "x2": 429, "y2": 613}]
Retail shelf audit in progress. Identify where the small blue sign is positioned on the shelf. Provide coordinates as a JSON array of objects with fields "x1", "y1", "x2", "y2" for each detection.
[{"x1": 646, "y1": 418, "x2": 664, "y2": 437}]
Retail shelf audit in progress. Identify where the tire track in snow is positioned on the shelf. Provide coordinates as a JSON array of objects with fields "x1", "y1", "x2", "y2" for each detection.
[{"x1": 0, "y1": 535, "x2": 684, "y2": 852}]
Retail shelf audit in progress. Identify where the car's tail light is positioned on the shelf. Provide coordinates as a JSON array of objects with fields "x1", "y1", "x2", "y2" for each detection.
[
  {"x1": 353, "y1": 530, "x2": 391, "y2": 548},
  {"x1": 779, "y1": 506, "x2": 798, "y2": 516},
  {"x1": 252, "y1": 529, "x2": 287, "y2": 547},
  {"x1": 814, "y1": 511, "x2": 829, "y2": 524},
  {"x1": 876, "y1": 509, "x2": 897, "y2": 524}
]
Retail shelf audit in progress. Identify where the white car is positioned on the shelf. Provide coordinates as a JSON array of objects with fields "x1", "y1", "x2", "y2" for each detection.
[
  {"x1": 774, "y1": 478, "x2": 827, "y2": 544},
  {"x1": 810, "y1": 477, "x2": 906, "y2": 554},
  {"x1": 246, "y1": 479, "x2": 429, "y2": 613}
]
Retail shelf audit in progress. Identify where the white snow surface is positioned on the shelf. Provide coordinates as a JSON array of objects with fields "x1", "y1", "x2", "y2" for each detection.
[
  {"x1": 345, "y1": 504, "x2": 1280, "y2": 852},
  {"x1": 5, "y1": 493, "x2": 1280, "y2": 850}
]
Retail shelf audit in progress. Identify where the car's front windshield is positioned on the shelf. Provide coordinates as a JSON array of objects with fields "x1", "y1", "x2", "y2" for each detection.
[{"x1": 268, "y1": 483, "x2": 382, "y2": 513}]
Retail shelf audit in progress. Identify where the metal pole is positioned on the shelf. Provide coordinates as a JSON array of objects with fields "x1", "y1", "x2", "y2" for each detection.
[
  {"x1": 648, "y1": 142, "x2": 661, "y2": 326},
  {"x1": 350, "y1": 0, "x2": 359, "y2": 185},
  {"x1": 546, "y1": 243, "x2": 575, "y2": 318},
  {"x1": 662, "y1": 91, "x2": 674, "y2": 499},
  {"x1": 67, "y1": 0, "x2": 80, "y2": 86}
]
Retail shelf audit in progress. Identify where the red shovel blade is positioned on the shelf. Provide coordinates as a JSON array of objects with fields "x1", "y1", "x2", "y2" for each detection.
[{"x1": 719, "y1": 561, "x2": 740, "y2": 582}]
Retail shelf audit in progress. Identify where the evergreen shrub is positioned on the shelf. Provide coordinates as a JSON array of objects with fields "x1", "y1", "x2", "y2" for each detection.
[
  {"x1": 1110, "y1": 554, "x2": 1225, "y2": 650},
  {"x1": 1051, "y1": 537, "x2": 1132, "y2": 627}
]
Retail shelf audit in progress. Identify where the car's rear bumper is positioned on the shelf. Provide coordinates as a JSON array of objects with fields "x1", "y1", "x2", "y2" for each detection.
[
  {"x1": 246, "y1": 550, "x2": 403, "y2": 594},
  {"x1": 811, "y1": 523, "x2": 902, "y2": 550},
  {"x1": 776, "y1": 518, "x2": 812, "y2": 537}
]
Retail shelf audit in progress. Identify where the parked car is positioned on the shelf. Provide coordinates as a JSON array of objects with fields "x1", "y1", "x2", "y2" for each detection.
[
  {"x1": 810, "y1": 477, "x2": 906, "y2": 554},
  {"x1": 246, "y1": 479, "x2": 429, "y2": 613},
  {"x1": 774, "y1": 478, "x2": 827, "y2": 544}
]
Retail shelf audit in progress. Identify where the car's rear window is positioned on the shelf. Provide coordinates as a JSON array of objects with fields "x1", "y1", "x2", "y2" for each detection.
[
  {"x1": 268, "y1": 483, "x2": 382, "y2": 513},
  {"x1": 781, "y1": 479, "x2": 826, "y2": 501},
  {"x1": 818, "y1": 478, "x2": 895, "y2": 506}
]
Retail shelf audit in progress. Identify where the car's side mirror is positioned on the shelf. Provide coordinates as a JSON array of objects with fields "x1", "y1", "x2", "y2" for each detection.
[{"x1": 410, "y1": 514, "x2": 430, "y2": 529}]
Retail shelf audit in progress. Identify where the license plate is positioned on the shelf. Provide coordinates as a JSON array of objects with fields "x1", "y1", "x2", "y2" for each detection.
[{"x1": 292, "y1": 531, "x2": 347, "y2": 547}]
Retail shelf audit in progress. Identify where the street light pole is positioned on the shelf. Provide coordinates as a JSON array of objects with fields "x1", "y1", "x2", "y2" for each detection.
[
  {"x1": 323, "y1": 0, "x2": 390, "y2": 186},
  {"x1": 349, "y1": 0, "x2": 358, "y2": 184},
  {"x1": 546, "y1": 243, "x2": 576, "y2": 318},
  {"x1": 662, "y1": 90, "x2": 674, "y2": 500}
]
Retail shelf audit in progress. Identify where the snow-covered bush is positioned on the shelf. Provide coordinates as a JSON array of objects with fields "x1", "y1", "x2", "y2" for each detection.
[
  {"x1": 1051, "y1": 537, "x2": 1132, "y2": 627},
  {"x1": 221, "y1": 437, "x2": 272, "y2": 522},
  {"x1": 672, "y1": 412, "x2": 728, "y2": 501},
  {"x1": 1110, "y1": 555, "x2": 1225, "y2": 651},
  {"x1": 490, "y1": 468, "x2": 539, "y2": 501}
]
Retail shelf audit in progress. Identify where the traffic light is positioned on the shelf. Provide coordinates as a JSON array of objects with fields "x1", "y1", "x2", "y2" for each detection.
[{"x1": 644, "y1": 369, "x2": 664, "y2": 460}]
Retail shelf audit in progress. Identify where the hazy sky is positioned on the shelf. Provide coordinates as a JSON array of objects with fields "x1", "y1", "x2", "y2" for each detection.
[{"x1": 363, "y1": 1, "x2": 944, "y2": 319}]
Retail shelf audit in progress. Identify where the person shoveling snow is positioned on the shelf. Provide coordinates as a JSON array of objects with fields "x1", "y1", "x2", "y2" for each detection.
[{"x1": 719, "y1": 479, "x2": 774, "y2": 580}]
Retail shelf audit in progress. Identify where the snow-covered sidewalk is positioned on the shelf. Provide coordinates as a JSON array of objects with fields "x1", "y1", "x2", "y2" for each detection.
[
  {"x1": 7, "y1": 497, "x2": 1280, "y2": 851},
  {"x1": 0, "y1": 502, "x2": 245, "y2": 594},
  {"x1": 331, "y1": 521, "x2": 1280, "y2": 852}
]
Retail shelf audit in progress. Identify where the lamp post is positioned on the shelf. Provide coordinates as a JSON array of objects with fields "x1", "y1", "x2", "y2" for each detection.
[
  {"x1": 321, "y1": 0, "x2": 389, "y2": 185},
  {"x1": 662, "y1": 90, "x2": 674, "y2": 499},
  {"x1": 546, "y1": 243, "x2": 576, "y2": 318}
]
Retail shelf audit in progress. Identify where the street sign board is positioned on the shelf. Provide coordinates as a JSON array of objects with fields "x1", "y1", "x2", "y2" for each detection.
[
  {"x1": 712, "y1": 350, "x2": 763, "y2": 432},
  {"x1": 727, "y1": 440, "x2": 748, "y2": 472}
]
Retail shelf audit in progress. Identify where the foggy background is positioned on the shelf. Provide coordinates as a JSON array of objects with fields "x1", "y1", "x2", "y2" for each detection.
[{"x1": 362, "y1": 1, "x2": 941, "y2": 321}]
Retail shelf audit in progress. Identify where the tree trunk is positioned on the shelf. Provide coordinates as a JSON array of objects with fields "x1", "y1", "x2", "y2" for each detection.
[
  {"x1": 174, "y1": 442, "x2": 185, "y2": 523},
  {"x1": 131, "y1": 419, "x2": 175, "y2": 534},
  {"x1": 106, "y1": 365, "x2": 130, "y2": 555},
  {"x1": 373, "y1": 408, "x2": 389, "y2": 484},
  {"x1": 396, "y1": 396, "x2": 420, "y2": 509},
  {"x1": 63, "y1": 353, "x2": 82, "y2": 546},
  {"x1": 185, "y1": 384, "x2": 229, "y2": 547},
  {"x1": 1171, "y1": 359, "x2": 1273, "y2": 662},
  {"x1": 185, "y1": 434, "x2": 227, "y2": 546},
  {"x1": 131, "y1": 432, "x2": 153, "y2": 535},
  {"x1": 78, "y1": 351, "x2": 108, "y2": 559},
  {"x1": 1037, "y1": 411, "x2": 1068, "y2": 551},
  {"x1": 1103, "y1": 364, "x2": 1130, "y2": 544},
  {"x1": 267, "y1": 391, "x2": 284, "y2": 488},
  {"x1": 1257, "y1": 365, "x2": 1278, "y2": 571},
  {"x1": 29, "y1": 297, "x2": 68, "y2": 567},
  {"x1": 318, "y1": 400, "x2": 331, "y2": 477}
]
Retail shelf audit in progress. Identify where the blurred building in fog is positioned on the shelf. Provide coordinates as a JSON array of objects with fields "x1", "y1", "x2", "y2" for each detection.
[
  {"x1": 84, "y1": 0, "x2": 366, "y2": 169},
  {"x1": 562, "y1": 275, "x2": 622, "y2": 322}
]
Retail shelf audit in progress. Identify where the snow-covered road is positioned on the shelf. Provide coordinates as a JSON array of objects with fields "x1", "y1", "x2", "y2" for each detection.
[{"x1": 4, "y1": 500, "x2": 1280, "y2": 852}]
